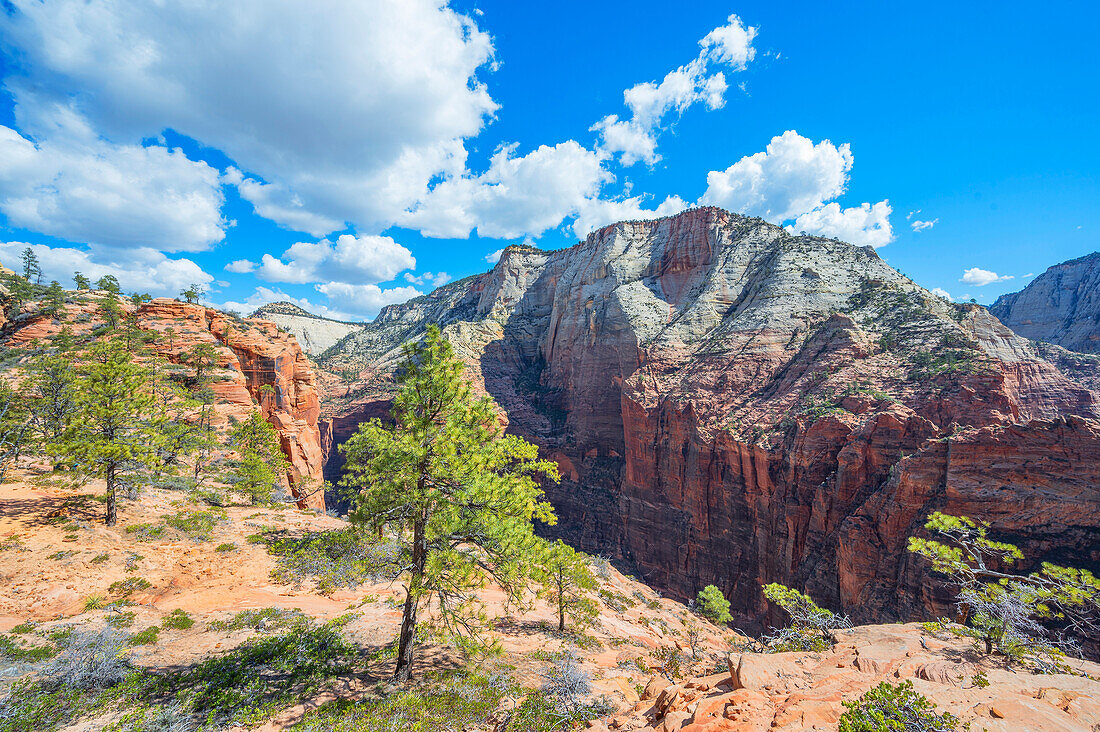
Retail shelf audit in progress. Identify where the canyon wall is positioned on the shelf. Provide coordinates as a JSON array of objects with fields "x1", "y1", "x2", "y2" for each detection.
[
  {"x1": 991, "y1": 251, "x2": 1100, "y2": 353},
  {"x1": 322, "y1": 207, "x2": 1100, "y2": 629}
]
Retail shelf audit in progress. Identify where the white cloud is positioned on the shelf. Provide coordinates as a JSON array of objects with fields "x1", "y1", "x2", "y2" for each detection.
[
  {"x1": 0, "y1": 0, "x2": 498, "y2": 234},
  {"x1": 0, "y1": 241, "x2": 213, "y2": 295},
  {"x1": 485, "y1": 249, "x2": 505, "y2": 265},
  {"x1": 404, "y1": 271, "x2": 452, "y2": 288},
  {"x1": 0, "y1": 116, "x2": 225, "y2": 250},
  {"x1": 224, "y1": 259, "x2": 255, "y2": 274},
  {"x1": 256, "y1": 234, "x2": 415, "y2": 285},
  {"x1": 592, "y1": 14, "x2": 757, "y2": 165},
  {"x1": 1023, "y1": 272, "x2": 1034, "y2": 278},
  {"x1": 906, "y1": 209, "x2": 920, "y2": 219},
  {"x1": 930, "y1": 287, "x2": 953, "y2": 301},
  {"x1": 315, "y1": 282, "x2": 423, "y2": 320},
  {"x1": 910, "y1": 218, "x2": 938, "y2": 232},
  {"x1": 573, "y1": 195, "x2": 690, "y2": 239},
  {"x1": 701, "y1": 130, "x2": 853, "y2": 223},
  {"x1": 401, "y1": 141, "x2": 610, "y2": 239},
  {"x1": 788, "y1": 200, "x2": 894, "y2": 248},
  {"x1": 960, "y1": 267, "x2": 1013, "y2": 286}
]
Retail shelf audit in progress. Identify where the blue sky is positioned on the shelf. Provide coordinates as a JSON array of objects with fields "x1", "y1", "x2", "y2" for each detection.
[{"x1": 0, "y1": 0, "x2": 1096, "y2": 320}]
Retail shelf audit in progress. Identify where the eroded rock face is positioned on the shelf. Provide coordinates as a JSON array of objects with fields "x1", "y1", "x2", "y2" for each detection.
[
  {"x1": 250, "y1": 301, "x2": 365, "y2": 356},
  {"x1": 324, "y1": 207, "x2": 1099, "y2": 632},
  {"x1": 3, "y1": 295, "x2": 326, "y2": 511},
  {"x1": 992, "y1": 252, "x2": 1100, "y2": 353}
]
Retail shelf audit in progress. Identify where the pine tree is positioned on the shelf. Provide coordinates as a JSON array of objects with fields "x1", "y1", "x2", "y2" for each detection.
[
  {"x1": 52, "y1": 338, "x2": 160, "y2": 525},
  {"x1": 95, "y1": 275, "x2": 121, "y2": 295},
  {"x1": 73, "y1": 272, "x2": 90, "y2": 290},
  {"x1": 27, "y1": 330, "x2": 78, "y2": 445},
  {"x1": 98, "y1": 293, "x2": 122, "y2": 330},
  {"x1": 0, "y1": 381, "x2": 30, "y2": 481},
  {"x1": 43, "y1": 280, "x2": 66, "y2": 318},
  {"x1": 229, "y1": 411, "x2": 289, "y2": 504},
  {"x1": 535, "y1": 539, "x2": 598, "y2": 632},
  {"x1": 179, "y1": 284, "x2": 205, "y2": 304},
  {"x1": 21, "y1": 247, "x2": 41, "y2": 285},
  {"x1": 340, "y1": 326, "x2": 559, "y2": 680}
]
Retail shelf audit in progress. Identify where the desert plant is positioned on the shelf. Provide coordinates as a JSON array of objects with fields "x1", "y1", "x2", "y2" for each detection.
[
  {"x1": 696, "y1": 584, "x2": 732, "y2": 624},
  {"x1": 42, "y1": 627, "x2": 130, "y2": 689},
  {"x1": 162, "y1": 609, "x2": 194, "y2": 630},
  {"x1": 761, "y1": 583, "x2": 849, "y2": 652},
  {"x1": 539, "y1": 652, "x2": 591, "y2": 716},
  {"x1": 838, "y1": 680, "x2": 964, "y2": 731},
  {"x1": 534, "y1": 540, "x2": 598, "y2": 632},
  {"x1": 129, "y1": 626, "x2": 160, "y2": 645}
]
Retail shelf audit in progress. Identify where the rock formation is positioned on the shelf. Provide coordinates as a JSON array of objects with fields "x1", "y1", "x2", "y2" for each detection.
[
  {"x1": 991, "y1": 252, "x2": 1100, "y2": 353},
  {"x1": 2, "y1": 294, "x2": 326, "y2": 511},
  {"x1": 250, "y1": 301, "x2": 365, "y2": 356},
  {"x1": 321, "y1": 207, "x2": 1100, "y2": 637}
]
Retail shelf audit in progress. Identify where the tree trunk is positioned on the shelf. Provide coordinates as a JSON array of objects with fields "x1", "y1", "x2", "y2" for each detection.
[
  {"x1": 105, "y1": 462, "x2": 117, "y2": 526},
  {"x1": 394, "y1": 514, "x2": 427, "y2": 681}
]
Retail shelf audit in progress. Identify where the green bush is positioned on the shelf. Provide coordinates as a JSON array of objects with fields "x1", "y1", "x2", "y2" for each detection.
[
  {"x1": 162, "y1": 609, "x2": 194, "y2": 630},
  {"x1": 696, "y1": 585, "x2": 732, "y2": 624},
  {"x1": 215, "y1": 542, "x2": 236, "y2": 552},
  {"x1": 761, "y1": 583, "x2": 849, "y2": 652},
  {"x1": 838, "y1": 681, "x2": 964, "y2": 731},
  {"x1": 108, "y1": 577, "x2": 151, "y2": 598},
  {"x1": 129, "y1": 626, "x2": 160, "y2": 646},
  {"x1": 266, "y1": 528, "x2": 400, "y2": 594},
  {"x1": 164, "y1": 508, "x2": 226, "y2": 542}
]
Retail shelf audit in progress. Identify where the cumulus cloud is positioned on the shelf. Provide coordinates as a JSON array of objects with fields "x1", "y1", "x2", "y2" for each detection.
[
  {"x1": 224, "y1": 259, "x2": 255, "y2": 274},
  {"x1": 573, "y1": 195, "x2": 690, "y2": 239},
  {"x1": 0, "y1": 0, "x2": 497, "y2": 234},
  {"x1": 701, "y1": 131, "x2": 853, "y2": 222},
  {"x1": 401, "y1": 141, "x2": 610, "y2": 239},
  {"x1": 788, "y1": 201, "x2": 894, "y2": 248},
  {"x1": 960, "y1": 267, "x2": 1013, "y2": 286},
  {"x1": 485, "y1": 249, "x2": 505, "y2": 265},
  {"x1": 930, "y1": 287, "x2": 953, "y2": 301},
  {"x1": 316, "y1": 282, "x2": 423, "y2": 320},
  {"x1": 592, "y1": 14, "x2": 757, "y2": 166},
  {"x1": 910, "y1": 218, "x2": 938, "y2": 232},
  {"x1": 255, "y1": 234, "x2": 416, "y2": 285},
  {"x1": 404, "y1": 271, "x2": 452, "y2": 288},
  {"x1": 0, "y1": 241, "x2": 213, "y2": 295},
  {"x1": 0, "y1": 115, "x2": 225, "y2": 250}
]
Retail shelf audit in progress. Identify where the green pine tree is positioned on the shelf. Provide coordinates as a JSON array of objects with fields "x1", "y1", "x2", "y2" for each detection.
[
  {"x1": 229, "y1": 411, "x2": 289, "y2": 505},
  {"x1": 0, "y1": 381, "x2": 31, "y2": 481},
  {"x1": 340, "y1": 326, "x2": 559, "y2": 680},
  {"x1": 95, "y1": 274, "x2": 121, "y2": 295},
  {"x1": 27, "y1": 330, "x2": 78, "y2": 445},
  {"x1": 52, "y1": 338, "x2": 160, "y2": 525},
  {"x1": 42, "y1": 280, "x2": 66, "y2": 318},
  {"x1": 73, "y1": 272, "x2": 90, "y2": 290},
  {"x1": 535, "y1": 539, "x2": 599, "y2": 632},
  {"x1": 21, "y1": 247, "x2": 41, "y2": 285}
]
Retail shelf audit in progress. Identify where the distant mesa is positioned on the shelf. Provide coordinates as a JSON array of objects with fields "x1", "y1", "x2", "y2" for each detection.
[{"x1": 249, "y1": 301, "x2": 365, "y2": 356}]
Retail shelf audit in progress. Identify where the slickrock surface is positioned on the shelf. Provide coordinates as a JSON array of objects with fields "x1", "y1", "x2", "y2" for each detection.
[
  {"x1": 613, "y1": 623, "x2": 1100, "y2": 732},
  {"x1": 2, "y1": 295, "x2": 326, "y2": 511},
  {"x1": 992, "y1": 252, "x2": 1100, "y2": 354},
  {"x1": 321, "y1": 207, "x2": 1100, "y2": 636},
  {"x1": 250, "y1": 301, "x2": 365, "y2": 356}
]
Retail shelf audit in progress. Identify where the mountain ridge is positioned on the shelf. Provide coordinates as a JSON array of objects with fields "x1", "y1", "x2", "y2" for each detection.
[{"x1": 991, "y1": 251, "x2": 1100, "y2": 353}]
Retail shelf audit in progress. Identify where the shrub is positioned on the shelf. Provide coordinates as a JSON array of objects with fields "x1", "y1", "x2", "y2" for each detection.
[
  {"x1": 266, "y1": 528, "x2": 400, "y2": 593},
  {"x1": 90, "y1": 553, "x2": 110, "y2": 564},
  {"x1": 9, "y1": 623, "x2": 33, "y2": 635},
  {"x1": 109, "y1": 577, "x2": 152, "y2": 598},
  {"x1": 42, "y1": 627, "x2": 130, "y2": 689},
  {"x1": 106, "y1": 611, "x2": 136, "y2": 628},
  {"x1": 129, "y1": 626, "x2": 160, "y2": 646},
  {"x1": 162, "y1": 610, "x2": 194, "y2": 631},
  {"x1": 696, "y1": 585, "x2": 732, "y2": 624},
  {"x1": 83, "y1": 595, "x2": 106, "y2": 612},
  {"x1": 207, "y1": 607, "x2": 304, "y2": 632},
  {"x1": 652, "y1": 646, "x2": 683, "y2": 681},
  {"x1": 761, "y1": 583, "x2": 849, "y2": 652},
  {"x1": 838, "y1": 681, "x2": 964, "y2": 732},
  {"x1": 539, "y1": 652, "x2": 591, "y2": 715},
  {"x1": 214, "y1": 543, "x2": 236, "y2": 553},
  {"x1": 164, "y1": 508, "x2": 227, "y2": 542},
  {"x1": 125, "y1": 523, "x2": 165, "y2": 541}
]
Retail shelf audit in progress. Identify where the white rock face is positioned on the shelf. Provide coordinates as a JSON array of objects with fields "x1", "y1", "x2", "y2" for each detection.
[
  {"x1": 991, "y1": 252, "x2": 1100, "y2": 353},
  {"x1": 250, "y1": 302, "x2": 364, "y2": 356}
]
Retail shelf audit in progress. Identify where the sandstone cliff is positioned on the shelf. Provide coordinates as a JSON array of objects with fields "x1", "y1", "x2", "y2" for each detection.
[
  {"x1": 322, "y1": 207, "x2": 1100, "y2": 635},
  {"x1": 2, "y1": 294, "x2": 326, "y2": 510},
  {"x1": 250, "y1": 301, "x2": 365, "y2": 356},
  {"x1": 991, "y1": 252, "x2": 1100, "y2": 353}
]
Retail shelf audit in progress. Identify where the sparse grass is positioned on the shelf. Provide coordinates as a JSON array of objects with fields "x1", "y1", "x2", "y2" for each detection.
[
  {"x1": 105, "y1": 611, "x2": 136, "y2": 629},
  {"x1": 124, "y1": 523, "x2": 165, "y2": 541},
  {"x1": 90, "y1": 553, "x2": 109, "y2": 564},
  {"x1": 47, "y1": 550, "x2": 76, "y2": 561},
  {"x1": 208, "y1": 607, "x2": 305, "y2": 633}
]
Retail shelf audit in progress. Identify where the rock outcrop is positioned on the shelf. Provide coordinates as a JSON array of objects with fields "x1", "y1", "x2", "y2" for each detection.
[
  {"x1": 250, "y1": 301, "x2": 365, "y2": 356},
  {"x1": 2, "y1": 295, "x2": 326, "y2": 511},
  {"x1": 991, "y1": 252, "x2": 1100, "y2": 353},
  {"x1": 619, "y1": 623, "x2": 1100, "y2": 732},
  {"x1": 322, "y1": 207, "x2": 1100, "y2": 634}
]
